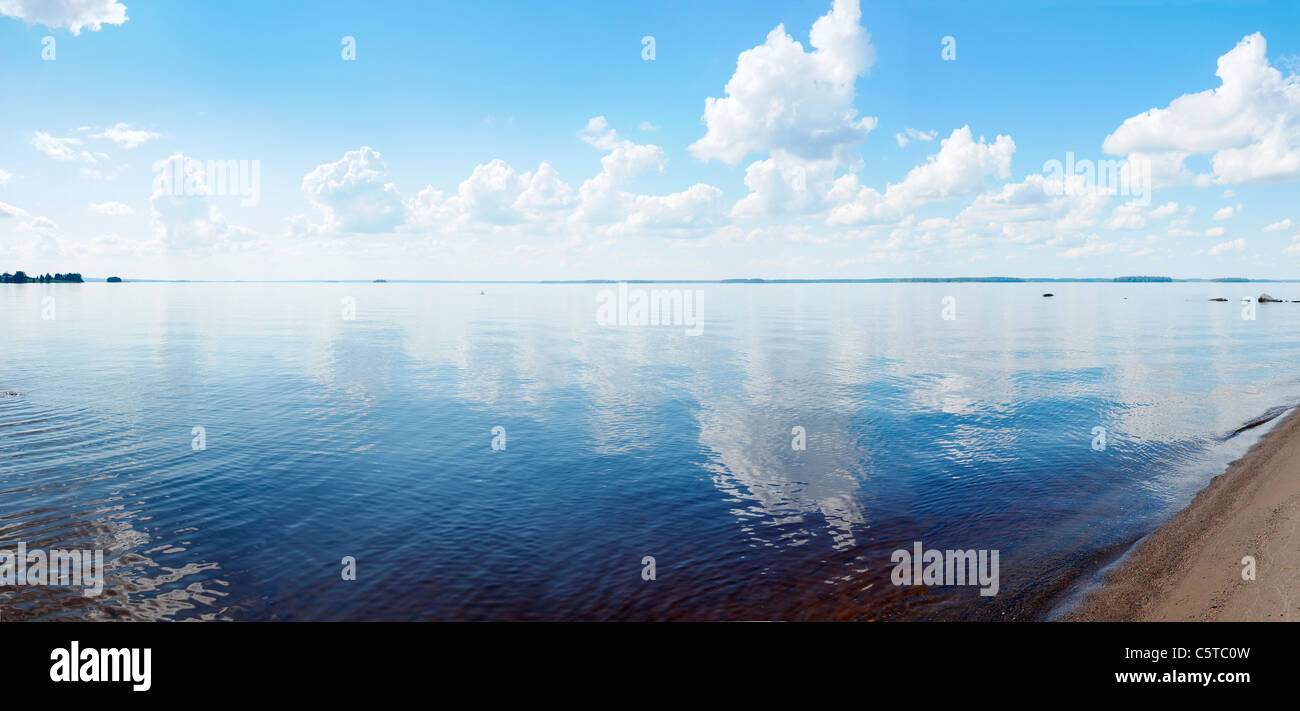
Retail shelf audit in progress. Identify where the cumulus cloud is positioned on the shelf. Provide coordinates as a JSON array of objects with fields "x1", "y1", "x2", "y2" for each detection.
[
  {"x1": 91, "y1": 122, "x2": 159, "y2": 149},
  {"x1": 0, "y1": 168, "x2": 10, "y2": 185},
  {"x1": 953, "y1": 173, "x2": 1113, "y2": 244},
  {"x1": 689, "y1": 0, "x2": 876, "y2": 166},
  {"x1": 0, "y1": 0, "x2": 128, "y2": 34},
  {"x1": 1207, "y1": 238, "x2": 1245, "y2": 256},
  {"x1": 1149, "y1": 201, "x2": 1179, "y2": 219},
  {"x1": 618, "y1": 183, "x2": 725, "y2": 231},
  {"x1": 1103, "y1": 33, "x2": 1300, "y2": 185},
  {"x1": 1212, "y1": 204, "x2": 1240, "y2": 220},
  {"x1": 150, "y1": 153, "x2": 255, "y2": 251},
  {"x1": 1106, "y1": 200, "x2": 1148, "y2": 230},
  {"x1": 573, "y1": 117, "x2": 723, "y2": 231},
  {"x1": 1264, "y1": 218, "x2": 1294, "y2": 231},
  {"x1": 403, "y1": 117, "x2": 720, "y2": 237},
  {"x1": 827, "y1": 126, "x2": 1015, "y2": 225},
  {"x1": 1206, "y1": 226, "x2": 1226, "y2": 237},
  {"x1": 406, "y1": 158, "x2": 574, "y2": 228},
  {"x1": 301, "y1": 147, "x2": 405, "y2": 234},
  {"x1": 729, "y1": 154, "x2": 838, "y2": 218}
]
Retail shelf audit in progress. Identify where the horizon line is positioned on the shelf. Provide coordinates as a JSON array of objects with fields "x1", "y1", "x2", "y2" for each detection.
[{"x1": 21, "y1": 276, "x2": 1300, "y2": 284}]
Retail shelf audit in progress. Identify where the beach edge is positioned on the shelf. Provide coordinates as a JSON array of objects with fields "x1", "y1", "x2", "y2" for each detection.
[{"x1": 1065, "y1": 405, "x2": 1300, "y2": 621}]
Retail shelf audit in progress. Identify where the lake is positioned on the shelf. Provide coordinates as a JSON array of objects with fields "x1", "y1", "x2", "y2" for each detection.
[{"x1": 2, "y1": 281, "x2": 1298, "y2": 620}]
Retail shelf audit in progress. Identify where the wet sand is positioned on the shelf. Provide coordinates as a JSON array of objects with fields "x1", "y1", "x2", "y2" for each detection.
[{"x1": 1068, "y1": 407, "x2": 1300, "y2": 621}]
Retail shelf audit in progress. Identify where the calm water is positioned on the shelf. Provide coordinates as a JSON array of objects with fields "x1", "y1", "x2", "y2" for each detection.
[{"x1": 2, "y1": 282, "x2": 1299, "y2": 621}]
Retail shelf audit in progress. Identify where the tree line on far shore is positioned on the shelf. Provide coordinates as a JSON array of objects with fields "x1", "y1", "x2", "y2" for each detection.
[{"x1": 1, "y1": 271, "x2": 84, "y2": 283}]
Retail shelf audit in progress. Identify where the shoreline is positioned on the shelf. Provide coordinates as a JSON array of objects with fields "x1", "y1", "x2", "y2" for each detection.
[{"x1": 1066, "y1": 405, "x2": 1300, "y2": 621}]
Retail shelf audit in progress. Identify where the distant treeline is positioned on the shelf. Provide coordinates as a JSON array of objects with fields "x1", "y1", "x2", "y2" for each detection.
[{"x1": 1, "y1": 271, "x2": 84, "y2": 283}]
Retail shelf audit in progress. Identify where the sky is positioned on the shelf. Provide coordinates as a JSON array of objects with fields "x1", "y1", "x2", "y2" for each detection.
[{"x1": 1, "y1": 0, "x2": 1299, "y2": 280}]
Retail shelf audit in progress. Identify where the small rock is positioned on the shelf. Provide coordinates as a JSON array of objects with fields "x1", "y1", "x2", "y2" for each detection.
[
  {"x1": 1209, "y1": 297, "x2": 1228, "y2": 301},
  {"x1": 1259, "y1": 293, "x2": 1283, "y2": 302},
  {"x1": 1042, "y1": 293, "x2": 1054, "y2": 297}
]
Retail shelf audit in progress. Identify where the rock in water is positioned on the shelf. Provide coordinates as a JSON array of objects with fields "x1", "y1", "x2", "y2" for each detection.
[
  {"x1": 1042, "y1": 293, "x2": 1054, "y2": 297},
  {"x1": 1258, "y1": 293, "x2": 1282, "y2": 302},
  {"x1": 1209, "y1": 297, "x2": 1228, "y2": 301}
]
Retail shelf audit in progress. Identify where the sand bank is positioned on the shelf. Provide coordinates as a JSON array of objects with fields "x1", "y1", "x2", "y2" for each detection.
[{"x1": 1068, "y1": 407, "x2": 1300, "y2": 621}]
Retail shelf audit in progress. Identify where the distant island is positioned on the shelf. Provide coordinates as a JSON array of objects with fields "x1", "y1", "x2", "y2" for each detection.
[
  {"x1": 1, "y1": 271, "x2": 83, "y2": 283},
  {"x1": 107, "y1": 276, "x2": 123, "y2": 283}
]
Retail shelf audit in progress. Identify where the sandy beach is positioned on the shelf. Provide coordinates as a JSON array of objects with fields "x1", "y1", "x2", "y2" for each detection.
[{"x1": 1068, "y1": 407, "x2": 1300, "y2": 621}]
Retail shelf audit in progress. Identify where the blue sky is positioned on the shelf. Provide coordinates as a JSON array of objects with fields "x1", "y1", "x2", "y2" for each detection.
[{"x1": 1, "y1": 0, "x2": 1299, "y2": 279}]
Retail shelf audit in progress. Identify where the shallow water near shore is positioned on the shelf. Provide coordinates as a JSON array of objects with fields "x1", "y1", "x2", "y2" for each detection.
[{"x1": 3, "y1": 281, "x2": 1299, "y2": 620}]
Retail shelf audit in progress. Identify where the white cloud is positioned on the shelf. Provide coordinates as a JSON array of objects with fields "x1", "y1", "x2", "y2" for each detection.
[
  {"x1": 91, "y1": 122, "x2": 159, "y2": 149},
  {"x1": 1206, "y1": 226, "x2": 1226, "y2": 237},
  {"x1": 31, "y1": 131, "x2": 99, "y2": 163},
  {"x1": 689, "y1": 0, "x2": 876, "y2": 166},
  {"x1": 456, "y1": 160, "x2": 540, "y2": 225},
  {"x1": 0, "y1": 168, "x2": 10, "y2": 185},
  {"x1": 1103, "y1": 33, "x2": 1300, "y2": 185},
  {"x1": 574, "y1": 118, "x2": 723, "y2": 232},
  {"x1": 0, "y1": 201, "x2": 27, "y2": 220},
  {"x1": 1283, "y1": 236, "x2": 1300, "y2": 256},
  {"x1": 1105, "y1": 200, "x2": 1147, "y2": 230},
  {"x1": 150, "y1": 153, "x2": 254, "y2": 251},
  {"x1": 404, "y1": 117, "x2": 720, "y2": 236},
  {"x1": 1208, "y1": 238, "x2": 1245, "y2": 256},
  {"x1": 729, "y1": 154, "x2": 835, "y2": 218},
  {"x1": 1264, "y1": 218, "x2": 1294, "y2": 231},
  {"x1": 1149, "y1": 201, "x2": 1179, "y2": 218},
  {"x1": 1212, "y1": 204, "x2": 1240, "y2": 220},
  {"x1": 406, "y1": 158, "x2": 575, "y2": 228},
  {"x1": 827, "y1": 126, "x2": 1015, "y2": 224},
  {"x1": 0, "y1": 200, "x2": 61, "y2": 257},
  {"x1": 301, "y1": 147, "x2": 405, "y2": 234},
  {"x1": 1118, "y1": 151, "x2": 1211, "y2": 189},
  {"x1": 954, "y1": 173, "x2": 1112, "y2": 243},
  {"x1": 639, "y1": 122, "x2": 659, "y2": 132},
  {"x1": 578, "y1": 117, "x2": 665, "y2": 180},
  {"x1": 894, "y1": 127, "x2": 937, "y2": 148},
  {"x1": 0, "y1": 0, "x2": 128, "y2": 35},
  {"x1": 619, "y1": 183, "x2": 726, "y2": 231},
  {"x1": 88, "y1": 200, "x2": 132, "y2": 216}
]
